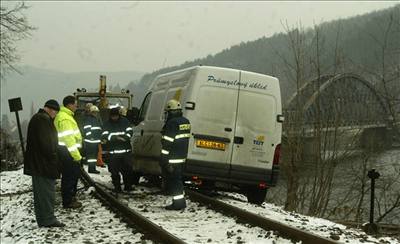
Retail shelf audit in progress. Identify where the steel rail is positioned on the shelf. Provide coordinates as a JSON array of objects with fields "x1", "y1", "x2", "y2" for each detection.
[
  {"x1": 338, "y1": 221, "x2": 400, "y2": 236},
  {"x1": 186, "y1": 189, "x2": 339, "y2": 244},
  {"x1": 80, "y1": 169, "x2": 186, "y2": 244}
]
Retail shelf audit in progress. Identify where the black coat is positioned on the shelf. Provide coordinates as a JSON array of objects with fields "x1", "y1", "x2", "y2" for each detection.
[{"x1": 24, "y1": 109, "x2": 61, "y2": 179}]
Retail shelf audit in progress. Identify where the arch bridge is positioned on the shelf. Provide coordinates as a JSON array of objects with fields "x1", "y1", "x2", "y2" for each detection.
[
  {"x1": 282, "y1": 73, "x2": 391, "y2": 152},
  {"x1": 284, "y1": 73, "x2": 388, "y2": 129}
]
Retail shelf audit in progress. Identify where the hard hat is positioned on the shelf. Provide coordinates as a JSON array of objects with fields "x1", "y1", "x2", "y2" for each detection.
[
  {"x1": 119, "y1": 107, "x2": 127, "y2": 116},
  {"x1": 85, "y1": 103, "x2": 93, "y2": 111},
  {"x1": 165, "y1": 99, "x2": 181, "y2": 111},
  {"x1": 90, "y1": 105, "x2": 99, "y2": 112},
  {"x1": 110, "y1": 107, "x2": 120, "y2": 116}
]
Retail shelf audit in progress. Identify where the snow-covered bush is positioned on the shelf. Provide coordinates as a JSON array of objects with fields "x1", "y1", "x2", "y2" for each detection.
[{"x1": 0, "y1": 128, "x2": 22, "y2": 171}]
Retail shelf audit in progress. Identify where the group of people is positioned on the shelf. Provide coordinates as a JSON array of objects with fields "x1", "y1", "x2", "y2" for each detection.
[{"x1": 23, "y1": 95, "x2": 191, "y2": 228}]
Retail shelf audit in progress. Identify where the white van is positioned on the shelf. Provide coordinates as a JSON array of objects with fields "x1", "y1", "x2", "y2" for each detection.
[{"x1": 131, "y1": 65, "x2": 283, "y2": 203}]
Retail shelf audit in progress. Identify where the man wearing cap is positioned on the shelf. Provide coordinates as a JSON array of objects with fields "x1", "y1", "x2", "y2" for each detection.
[
  {"x1": 24, "y1": 99, "x2": 65, "y2": 227},
  {"x1": 82, "y1": 105, "x2": 102, "y2": 174},
  {"x1": 54, "y1": 95, "x2": 83, "y2": 209},
  {"x1": 102, "y1": 107, "x2": 135, "y2": 192}
]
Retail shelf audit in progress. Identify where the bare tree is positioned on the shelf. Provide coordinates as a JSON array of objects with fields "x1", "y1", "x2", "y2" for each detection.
[
  {"x1": 275, "y1": 21, "x2": 350, "y2": 216},
  {"x1": 348, "y1": 8, "x2": 400, "y2": 141},
  {"x1": 0, "y1": 2, "x2": 35, "y2": 78},
  {"x1": 277, "y1": 21, "x2": 308, "y2": 211},
  {"x1": 366, "y1": 10, "x2": 400, "y2": 143},
  {"x1": 0, "y1": 128, "x2": 21, "y2": 171}
]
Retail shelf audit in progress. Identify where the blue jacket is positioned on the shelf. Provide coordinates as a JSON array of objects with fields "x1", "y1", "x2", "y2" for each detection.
[
  {"x1": 161, "y1": 115, "x2": 191, "y2": 164},
  {"x1": 102, "y1": 117, "x2": 133, "y2": 154},
  {"x1": 83, "y1": 114, "x2": 102, "y2": 144}
]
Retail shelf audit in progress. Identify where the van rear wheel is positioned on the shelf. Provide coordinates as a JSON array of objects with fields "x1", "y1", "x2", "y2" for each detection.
[{"x1": 246, "y1": 187, "x2": 267, "y2": 205}]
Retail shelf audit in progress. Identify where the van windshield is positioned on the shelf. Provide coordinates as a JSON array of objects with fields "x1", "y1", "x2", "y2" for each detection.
[{"x1": 76, "y1": 95, "x2": 130, "y2": 110}]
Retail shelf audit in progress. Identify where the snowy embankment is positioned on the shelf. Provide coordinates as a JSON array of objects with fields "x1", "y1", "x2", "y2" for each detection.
[
  {"x1": 0, "y1": 168, "x2": 149, "y2": 244},
  {"x1": 1, "y1": 167, "x2": 398, "y2": 244}
]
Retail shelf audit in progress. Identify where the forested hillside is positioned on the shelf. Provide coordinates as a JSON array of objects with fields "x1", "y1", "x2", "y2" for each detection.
[{"x1": 130, "y1": 5, "x2": 399, "y2": 106}]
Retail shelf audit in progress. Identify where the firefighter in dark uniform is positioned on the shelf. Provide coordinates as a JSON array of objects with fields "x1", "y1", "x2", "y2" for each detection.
[
  {"x1": 83, "y1": 105, "x2": 102, "y2": 174},
  {"x1": 102, "y1": 107, "x2": 135, "y2": 192},
  {"x1": 161, "y1": 99, "x2": 191, "y2": 210}
]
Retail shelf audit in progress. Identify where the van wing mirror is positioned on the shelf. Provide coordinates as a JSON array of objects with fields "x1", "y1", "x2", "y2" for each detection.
[{"x1": 127, "y1": 107, "x2": 140, "y2": 125}]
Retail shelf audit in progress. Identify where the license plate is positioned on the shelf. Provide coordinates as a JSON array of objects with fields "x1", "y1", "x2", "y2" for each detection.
[{"x1": 196, "y1": 139, "x2": 226, "y2": 151}]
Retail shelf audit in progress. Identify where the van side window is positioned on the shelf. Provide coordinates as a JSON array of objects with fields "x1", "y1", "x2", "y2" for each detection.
[
  {"x1": 147, "y1": 90, "x2": 166, "y2": 121},
  {"x1": 139, "y1": 92, "x2": 152, "y2": 122}
]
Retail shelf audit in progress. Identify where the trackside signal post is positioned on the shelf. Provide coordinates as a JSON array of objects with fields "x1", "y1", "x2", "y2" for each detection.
[
  {"x1": 364, "y1": 169, "x2": 380, "y2": 234},
  {"x1": 8, "y1": 97, "x2": 25, "y2": 154}
]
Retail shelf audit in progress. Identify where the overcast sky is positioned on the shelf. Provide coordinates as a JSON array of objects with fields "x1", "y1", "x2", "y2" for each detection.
[{"x1": 12, "y1": 1, "x2": 398, "y2": 73}]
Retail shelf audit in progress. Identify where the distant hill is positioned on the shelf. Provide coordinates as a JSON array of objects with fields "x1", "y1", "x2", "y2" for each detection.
[
  {"x1": 134, "y1": 5, "x2": 399, "y2": 106},
  {"x1": 1, "y1": 65, "x2": 144, "y2": 121}
]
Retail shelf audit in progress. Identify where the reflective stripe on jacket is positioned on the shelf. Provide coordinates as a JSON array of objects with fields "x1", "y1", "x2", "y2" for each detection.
[
  {"x1": 102, "y1": 116, "x2": 132, "y2": 154},
  {"x1": 54, "y1": 106, "x2": 82, "y2": 161},
  {"x1": 161, "y1": 116, "x2": 191, "y2": 163},
  {"x1": 83, "y1": 114, "x2": 102, "y2": 143}
]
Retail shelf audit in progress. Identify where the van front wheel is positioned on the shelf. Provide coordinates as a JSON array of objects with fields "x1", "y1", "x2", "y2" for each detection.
[{"x1": 246, "y1": 187, "x2": 267, "y2": 205}]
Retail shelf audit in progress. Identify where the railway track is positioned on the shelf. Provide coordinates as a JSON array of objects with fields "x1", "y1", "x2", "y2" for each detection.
[
  {"x1": 80, "y1": 168, "x2": 341, "y2": 244},
  {"x1": 338, "y1": 221, "x2": 400, "y2": 238},
  {"x1": 186, "y1": 189, "x2": 338, "y2": 244},
  {"x1": 80, "y1": 169, "x2": 185, "y2": 244}
]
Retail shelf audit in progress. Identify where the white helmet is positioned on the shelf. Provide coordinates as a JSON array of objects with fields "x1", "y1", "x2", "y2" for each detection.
[
  {"x1": 119, "y1": 107, "x2": 127, "y2": 116},
  {"x1": 89, "y1": 105, "x2": 99, "y2": 112},
  {"x1": 85, "y1": 103, "x2": 93, "y2": 111},
  {"x1": 165, "y1": 99, "x2": 181, "y2": 111}
]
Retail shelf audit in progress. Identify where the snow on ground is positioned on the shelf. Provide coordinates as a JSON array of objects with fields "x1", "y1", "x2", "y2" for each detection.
[
  {"x1": 89, "y1": 167, "x2": 399, "y2": 244},
  {"x1": 0, "y1": 168, "x2": 151, "y2": 244},
  {"x1": 1, "y1": 166, "x2": 399, "y2": 244},
  {"x1": 90, "y1": 167, "x2": 294, "y2": 244},
  {"x1": 217, "y1": 192, "x2": 399, "y2": 244},
  {"x1": 1, "y1": 169, "x2": 31, "y2": 195}
]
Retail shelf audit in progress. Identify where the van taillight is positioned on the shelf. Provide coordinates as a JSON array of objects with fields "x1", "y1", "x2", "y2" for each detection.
[
  {"x1": 273, "y1": 144, "x2": 281, "y2": 165},
  {"x1": 191, "y1": 176, "x2": 202, "y2": 186},
  {"x1": 259, "y1": 182, "x2": 267, "y2": 189}
]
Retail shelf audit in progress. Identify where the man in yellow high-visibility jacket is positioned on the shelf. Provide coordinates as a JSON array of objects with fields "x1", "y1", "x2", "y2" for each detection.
[{"x1": 54, "y1": 95, "x2": 83, "y2": 209}]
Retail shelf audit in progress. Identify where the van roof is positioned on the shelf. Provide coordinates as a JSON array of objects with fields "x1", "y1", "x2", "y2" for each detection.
[{"x1": 155, "y1": 65, "x2": 277, "y2": 80}]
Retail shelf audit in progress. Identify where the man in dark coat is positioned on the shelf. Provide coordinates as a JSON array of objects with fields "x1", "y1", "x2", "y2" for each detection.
[
  {"x1": 160, "y1": 99, "x2": 191, "y2": 210},
  {"x1": 102, "y1": 107, "x2": 135, "y2": 192},
  {"x1": 24, "y1": 99, "x2": 65, "y2": 227}
]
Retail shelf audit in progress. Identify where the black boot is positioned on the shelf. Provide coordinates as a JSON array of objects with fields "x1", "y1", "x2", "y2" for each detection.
[
  {"x1": 114, "y1": 185, "x2": 122, "y2": 193},
  {"x1": 88, "y1": 169, "x2": 100, "y2": 174},
  {"x1": 124, "y1": 184, "x2": 134, "y2": 192},
  {"x1": 40, "y1": 220, "x2": 66, "y2": 228},
  {"x1": 165, "y1": 199, "x2": 186, "y2": 210}
]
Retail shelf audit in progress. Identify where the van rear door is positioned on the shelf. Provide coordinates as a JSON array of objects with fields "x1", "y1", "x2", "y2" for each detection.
[
  {"x1": 229, "y1": 71, "x2": 278, "y2": 182},
  {"x1": 188, "y1": 69, "x2": 240, "y2": 178}
]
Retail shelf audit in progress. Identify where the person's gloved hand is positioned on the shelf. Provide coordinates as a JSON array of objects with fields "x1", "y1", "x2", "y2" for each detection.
[
  {"x1": 167, "y1": 165, "x2": 174, "y2": 173},
  {"x1": 74, "y1": 160, "x2": 82, "y2": 167},
  {"x1": 116, "y1": 136, "x2": 126, "y2": 142}
]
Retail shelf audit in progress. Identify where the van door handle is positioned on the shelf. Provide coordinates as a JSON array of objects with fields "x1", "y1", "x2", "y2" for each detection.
[
  {"x1": 234, "y1": 136, "x2": 244, "y2": 144},
  {"x1": 224, "y1": 127, "x2": 232, "y2": 132},
  {"x1": 140, "y1": 129, "x2": 144, "y2": 136}
]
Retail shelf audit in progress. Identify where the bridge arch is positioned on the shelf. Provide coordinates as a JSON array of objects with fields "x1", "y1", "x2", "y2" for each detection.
[{"x1": 285, "y1": 73, "x2": 387, "y2": 128}]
